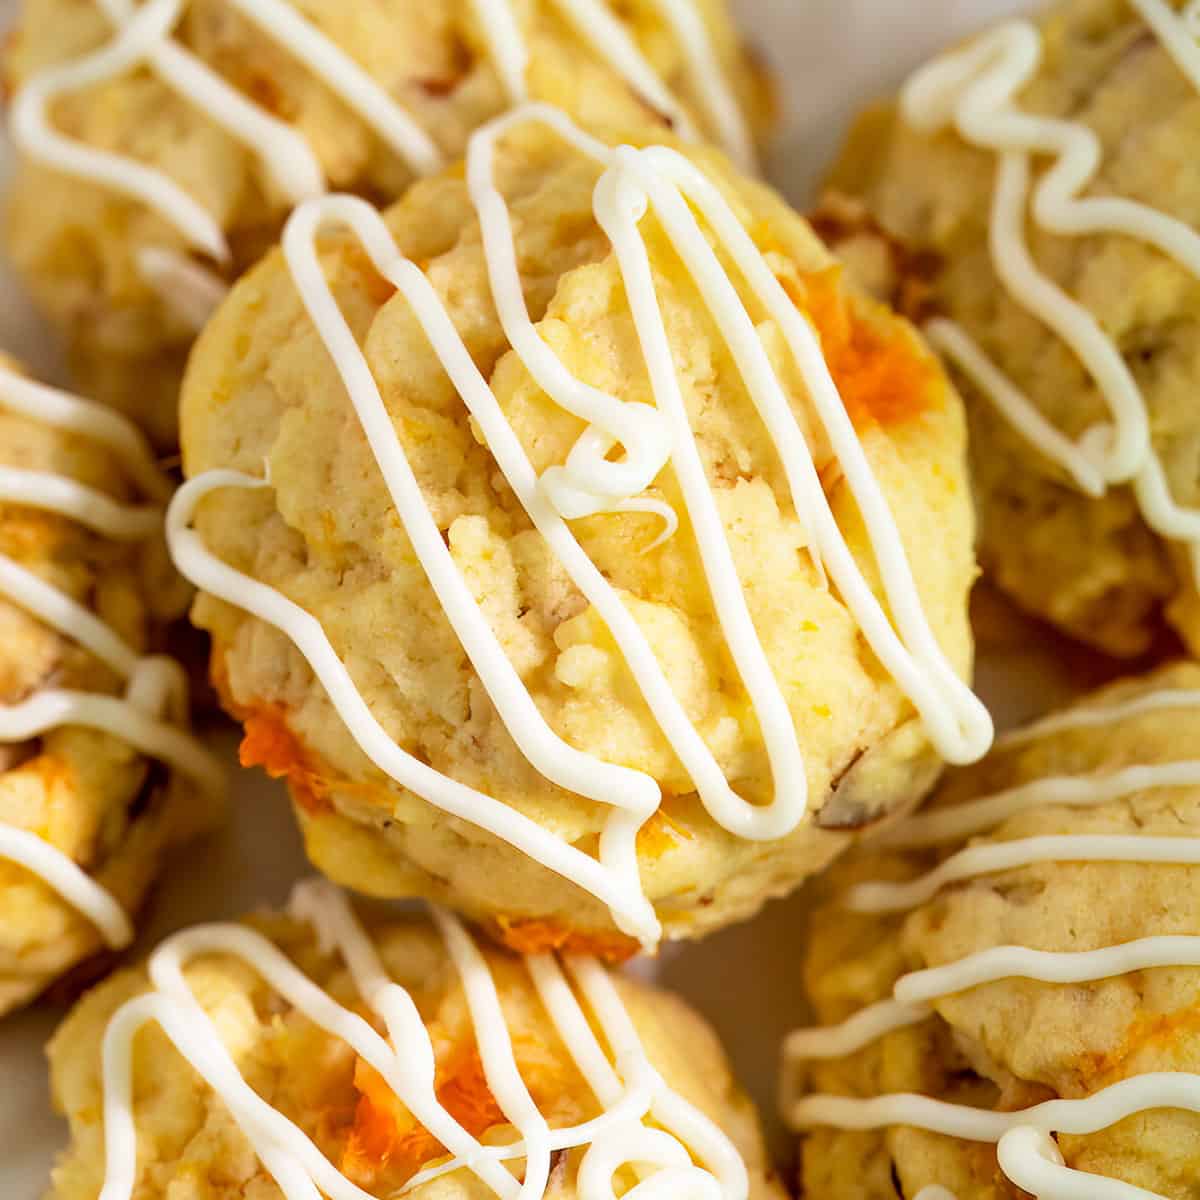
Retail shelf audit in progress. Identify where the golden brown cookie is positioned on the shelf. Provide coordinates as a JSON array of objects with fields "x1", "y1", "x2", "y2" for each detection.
[
  {"x1": 815, "y1": 0, "x2": 1200, "y2": 657},
  {"x1": 787, "y1": 660, "x2": 1200, "y2": 1199},
  {"x1": 46, "y1": 882, "x2": 785, "y2": 1200},
  {"x1": 173, "y1": 109, "x2": 985, "y2": 956}
]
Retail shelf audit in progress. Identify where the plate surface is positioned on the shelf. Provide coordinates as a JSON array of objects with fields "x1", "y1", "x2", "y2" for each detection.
[{"x1": 0, "y1": 1, "x2": 1049, "y2": 1195}]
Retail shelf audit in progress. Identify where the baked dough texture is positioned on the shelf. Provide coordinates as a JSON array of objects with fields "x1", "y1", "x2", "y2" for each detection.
[
  {"x1": 44, "y1": 903, "x2": 785, "y2": 1200},
  {"x1": 794, "y1": 660, "x2": 1200, "y2": 1199},
  {"x1": 0, "y1": 359, "x2": 219, "y2": 1015},
  {"x1": 3, "y1": 0, "x2": 772, "y2": 447},
  {"x1": 815, "y1": 0, "x2": 1200, "y2": 657},
  {"x1": 179, "y1": 116, "x2": 977, "y2": 955}
]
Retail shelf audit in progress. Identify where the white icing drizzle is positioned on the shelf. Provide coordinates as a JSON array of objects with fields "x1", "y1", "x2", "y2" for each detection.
[
  {"x1": 871, "y1": 760, "x2": 1200, "y2": 851},
  {"x1": 783, "y1": 996, "x2": 928, "y2": 1062},
  {"x1": 846, "y1": 834, "x2": 1200, "y2": 914},
  {"x1": 169, "y1": 469, "x2": 662, "y2": 945},
  {"x1": 791, "y1": 1073, "x2": 1200, "y2": 1145},
  {"x1": 480, "y1": 0, "x2": 755, "y2": 167},
  {"x1": 0, "y1": 467, "x2": 160, "y2": 541},
  {"x1": 11, "y1": 0, "x2": 753, "y2": 273},
  {"x1": 902, "y1": 4, "x2": 1200, "y2": 590},
  {"x1": 0, "y1": 368, "x2": 172, "y2": 503},
  {"x1": 97, "y1": 878, "x2": 746, "y2": 1200},
  {"x1": 0, "y1": 361, "x2": 222, "y2": 948},
  {"x1": 472, "y1": 0, "x2": 530, "y2": 104},
  {"x1": 135, "y1": 247, "x2": 231, "y2": 333},
  {"x1": 786, "y1": 934, "x2": 1200, "y2": 1064},
  {"x1": 783, "y1": 687, "x2": 1200, "y2": 1199},
  {"x1": 644, "y1": 0, "x2": 756, "y2": 170},
  {"x1": 0, "y1": 825, "x2": 134, "y2": 948},
  {"x1": 168, "y1": 104, "x2": 990, "y2": 946},
  {"x1": 997, "y1": 686, "x2": 1200, "y2": 747},
  {"x1": 552, "y1": 0, "x2": 702, "y2": 143},
  {"x1": 923, "y1": 319, "x2": 1104, "y2": 497}
]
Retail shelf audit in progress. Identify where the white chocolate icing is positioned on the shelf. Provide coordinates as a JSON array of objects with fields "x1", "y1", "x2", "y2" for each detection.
[
  {"x1": 551, "y1": 0, "x2": 702, "y2": 142},
  {"x1": 997, "y1": 686, "x2": 1200, "y2": 747},
  {"x1": 783, "y1": 997, "x2": 928, "y2": 1062},
  {"x1": 846, "y1": 834, "x2": 1200, "y2": 915},
  {"x1": 168, "y1": 104, "x2": 990, "y2": 947},
  {"x1": 0, "y1": 825, "x2": 134, "y2": 948},
  {"x1": 11, "y1": 0, "x2": 751, "y2": 273},
  {"x1": 0, "y1": 361, "x2": 222, "y2": 948},
  {"x1": 644, "y1": 0, "x2": 756, "y2": 170},
  {"x1": 903, "y1": 3, "x2": 1200, "y2": 591},
  {"x1": 135, "y1": 247, "x2": 231, "y2": 333},
  {"x1": 783, "y1": 682, "x2": 1200, "y2": 1199},
  {"x1": 97, "y1": 878, "x2": 747, "y2": 1200},
  {"x1": 472, "y1": 0, "x2": 530, "y2": 104},
  {"x1": 871, "y1": 760, "x2": 1200, "y2": 850},
  {"x1": 0, "y1": 468, "x2": 161, "y2": 540},
  {"x1": 792, "y1": 1073, "x2": 1200, "y2": 1146},
  {"x1": 0, "y1": 368, "x2": 172, "y2": 502}
]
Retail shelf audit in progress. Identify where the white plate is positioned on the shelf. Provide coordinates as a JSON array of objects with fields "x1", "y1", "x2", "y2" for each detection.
[{"x1": 0, "y1": 2, "x2": 1052, "y2": 1195}]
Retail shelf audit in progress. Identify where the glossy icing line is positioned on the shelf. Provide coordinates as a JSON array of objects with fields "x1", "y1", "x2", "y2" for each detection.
[
  {"x1": 791, "y1": 1074, "x2": 1200, "y2": 1149},
  {"x1": 997, "y1": 685, "x2": 1200, "y2": 746},
  {"x1": 903, "y1": 3, "x2": 1200, "y2": 584},
  {"x1": 0, "y1": 467, "x2": 160, "y2": 540},
  {"x1": 0, "y1": 825, "x2": 134, "y2": 948},
  {"x1": 648, "y1": 0, "x2": 756, "y2": 169},
  {"x1": 472, "y1": 0, "x2": 529, "y2": 103},
  {"x1": 98, "y1": 878, "x2": 745, "y2": 1200},
  {"x1": 0, "y1": 362, "x2": 222, "y2": 947},
  {"x1": 0, "y1": 368, "x2": 171, "y2": 501},
  {"x1": 871, "y1": 760, "x2": 1200, "y2": 850},
  {"x1": 135, "y1": 247, "x2": 231, "y2": 332},
  {"x1": 169, "y1": 104, "x2": 989, "y2": 945},
  {"x1": 846, "y1": 834, "x2": 1200, "y2": 914},
  {"x1": 785, "y1": 934, "x2": 1200, "y2": 1063}
]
